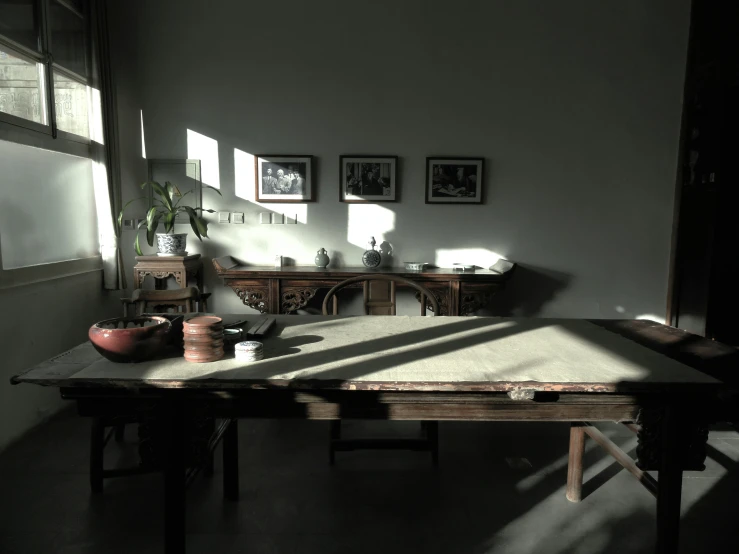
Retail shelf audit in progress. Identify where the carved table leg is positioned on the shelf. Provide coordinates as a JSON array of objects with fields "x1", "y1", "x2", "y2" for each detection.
[
  {"x1": 162, "y1": 396, "x2": 186, "y2": 554},
  {"x1": 415, "y1": 289, "x2": 449, "y2": 316},
  {"x1": 636, "y1": 406, "x2": 708, "y2": 554},
  {"x1": 656, "y1": 407, "x2": 682, "y2": 554},
  {"x1": 566, "y1": 422, "x2": 585, "y2": 502},
  {"x1": 228, "y1": 284, "x2": 270, "y2": 313},
  {"x1": 223, "y1": 420, "x2": 239, "y2": 501},
  {"x1": 460, "y1": 292, "x2": 497, "y2": 316},
  {"x1": 281, "y1": 287, "x2": 319, "y2": 314}
]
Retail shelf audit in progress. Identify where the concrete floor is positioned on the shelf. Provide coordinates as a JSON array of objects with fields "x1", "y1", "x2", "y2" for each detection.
[{"x1": 0, "y1": 410, "x2": 737, "y2": 554}]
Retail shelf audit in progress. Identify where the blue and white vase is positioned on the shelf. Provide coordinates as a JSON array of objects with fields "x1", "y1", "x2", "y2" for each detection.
[{"x1": 156, "y1": 233, "x2": 188, "y2": 256}]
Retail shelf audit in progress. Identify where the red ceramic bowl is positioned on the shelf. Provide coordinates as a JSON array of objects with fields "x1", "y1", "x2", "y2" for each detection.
[{"x1": 89, "y1": 316, "x2": 172, "y2": 363}]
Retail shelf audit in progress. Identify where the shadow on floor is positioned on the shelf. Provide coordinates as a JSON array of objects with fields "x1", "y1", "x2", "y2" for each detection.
[{"x1": 0, "y1": 410, "x2": 737, "y2": 554}]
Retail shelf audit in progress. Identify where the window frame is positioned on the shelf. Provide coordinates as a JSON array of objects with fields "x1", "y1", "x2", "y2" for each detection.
[
  {"x1": 0, "y1": 0, "x2": 95, "y2": 156},
  {"x1": 0, "y1": 0, "x2": 104, "y2": 286}
]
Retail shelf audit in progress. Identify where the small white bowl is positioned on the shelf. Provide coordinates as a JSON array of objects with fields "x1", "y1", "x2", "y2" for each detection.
[{"x1": 404, "y1": 262, "x2": 427, "y2": 271}]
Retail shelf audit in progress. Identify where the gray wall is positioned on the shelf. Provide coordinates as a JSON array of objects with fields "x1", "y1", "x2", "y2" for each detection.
[
  {"x1": 0, "y1": 273, "x2": 119, "y2": 452},
  {"x1": 109, "y1": 0, "x2": 690, "y2": 320},
  {"x1": 0, "y1": 137, "x2": 120, "y2": 453}
]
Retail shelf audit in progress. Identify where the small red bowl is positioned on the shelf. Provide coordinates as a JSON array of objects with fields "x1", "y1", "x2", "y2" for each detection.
[{"x1": 89, "y1": 316, "x2": 172, "y2": 363}]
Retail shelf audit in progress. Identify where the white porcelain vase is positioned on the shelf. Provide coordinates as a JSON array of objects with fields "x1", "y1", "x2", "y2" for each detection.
[{"x1": 155, "y1": 233, "x2": 187, "y2": 256}]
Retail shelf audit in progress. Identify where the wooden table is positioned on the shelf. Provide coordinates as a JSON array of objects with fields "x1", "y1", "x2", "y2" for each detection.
[
  {"x1": 134, "y1": 254, "x2": 204, "y2": 290},
  {"x1": 212, "y1": 257, "x2": 515, "y2": 315},
  {"x1": 11, "y1": 316, "x2": 736, "y2": 554}
]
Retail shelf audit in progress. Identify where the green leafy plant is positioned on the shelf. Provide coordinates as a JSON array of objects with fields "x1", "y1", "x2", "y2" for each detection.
[{"x1": 118, "y1": 181, "x2": 222, "y2": 255}]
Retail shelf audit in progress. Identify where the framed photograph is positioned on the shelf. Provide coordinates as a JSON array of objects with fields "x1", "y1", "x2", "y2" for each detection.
[
  {"x1": 255, "y1": 155, "x2": 314, "y2": 203},
  {"x1": 426, "y1": 157, "x2": 484, "y2": 204},
  {"x1": 340, "y1": 155, "x2": 398, "y2": 202}
]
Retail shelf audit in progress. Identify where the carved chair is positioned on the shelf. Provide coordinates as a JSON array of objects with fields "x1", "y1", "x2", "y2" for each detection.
[
  {"x1": 91, "y1": 287, "x2": 227, "y2": 493},
  {"x1": 322, "y1": 274, "x2": 440, "y2": 465},
  {"x1": 130, "y1": 286, "x2": 201, "y2": 315},
  {"x1": 121, "y1": 287, "x2": 210, "y2": 316}
]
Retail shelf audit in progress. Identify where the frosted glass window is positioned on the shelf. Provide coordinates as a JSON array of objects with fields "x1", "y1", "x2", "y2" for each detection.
[
  {"x1": 0, "y1": 138, "x2": 99, "y2": 268},
  {"x1": 0, "y1": 48, "x2": 47, "y2": 125},
  {"x1": 53, "y1": 71, "x2": 89, "y2": 138}
]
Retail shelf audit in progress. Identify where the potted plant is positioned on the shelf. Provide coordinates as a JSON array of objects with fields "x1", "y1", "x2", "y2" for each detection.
[{"x1": 118, "y1": 181, "x2": 222, "y2": 256}]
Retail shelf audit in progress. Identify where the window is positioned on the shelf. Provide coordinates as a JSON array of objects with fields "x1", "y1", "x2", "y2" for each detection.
[
  {"x1": 0, "y1": 48, "x2": 47, "y2": 125},
  {"x1": 0, "y1": 1, "x2": 105, "y2": 284},
  {"x1": 0, "y1": 0, "x2": 96, "y2": 150}
]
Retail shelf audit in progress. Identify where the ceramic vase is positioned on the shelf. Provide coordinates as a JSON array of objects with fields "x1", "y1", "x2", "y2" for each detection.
[
  {"x1": 156, "y1": 233, "x2": 187, "y2": 256},
  {"x1": 314, "y1": 248, "x2": 330, "y2": 268}
]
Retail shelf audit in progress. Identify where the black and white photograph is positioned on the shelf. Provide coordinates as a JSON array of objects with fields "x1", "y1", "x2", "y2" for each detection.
[
  {"x1": 340, "y1": 155, "x2": 398, "y2": 202},
  {"x1": 425, "y1": 157, "x2": 484, "y2": 204},
  {"x1": 255, "y1": 155, "x2": 314, "y2": 203}
]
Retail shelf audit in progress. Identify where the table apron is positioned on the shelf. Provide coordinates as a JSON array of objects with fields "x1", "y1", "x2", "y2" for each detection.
[{"x1": 68, "y1": 391, "x2": 646, "y2": 422}]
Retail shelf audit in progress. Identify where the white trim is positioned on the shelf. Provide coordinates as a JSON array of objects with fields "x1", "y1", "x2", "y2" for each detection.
[{"x1": 0, "y1": 256, "x2": 103, "y2": 289}]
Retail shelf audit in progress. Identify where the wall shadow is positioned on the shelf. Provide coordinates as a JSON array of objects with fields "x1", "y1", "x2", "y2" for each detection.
[{"x1": 486, "y1": 263, "x2": 573, "y2": 317}]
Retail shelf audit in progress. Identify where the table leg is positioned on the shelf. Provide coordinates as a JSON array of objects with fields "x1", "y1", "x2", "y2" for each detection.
[
  {"x1": 223, "y1": 419, "x2": 239, "y2": 501},
  {"x1": 90, "y1": 418, "x2": 104, "y2": 493},
  {"x1": 163, "y1": 398, "x2": 186, "y2": 554},
  {"x1": 655, "y1": 407, "x2": 682, "y2": 554},
  {"x1": 566, "y1": 422, "x2": 585, "y2": 502}
]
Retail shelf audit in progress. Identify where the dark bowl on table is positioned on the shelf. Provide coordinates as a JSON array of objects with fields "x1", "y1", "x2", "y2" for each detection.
[
  {"x1": 142, "y1": 313, "x2": 185, "y2": 350},
  {"x1": 89, "y1": 316, "x2": 172, "y2": 363}
]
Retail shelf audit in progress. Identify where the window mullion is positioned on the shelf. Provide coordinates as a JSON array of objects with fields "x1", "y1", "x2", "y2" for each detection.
[{"x1": 38, "y1": 0, "x2": 58, "y2": 138}]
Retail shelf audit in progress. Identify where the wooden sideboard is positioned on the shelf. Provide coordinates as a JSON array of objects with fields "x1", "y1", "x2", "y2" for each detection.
[{"x1": 213, "y1": 256, "x2": 516, "y2": 316}]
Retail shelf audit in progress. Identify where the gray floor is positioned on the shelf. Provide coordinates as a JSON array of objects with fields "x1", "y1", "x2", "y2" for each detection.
[{"x1": 0, "y1": 410, "x2": 737, "y2": 554}]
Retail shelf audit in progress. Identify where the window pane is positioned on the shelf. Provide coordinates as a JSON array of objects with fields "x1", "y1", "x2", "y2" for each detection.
[
  {"x1": 0, "y1": 138, "x2": 99, "y2": 269},
  {"x1": 0, "y1": 48, "x2": 46, "y2": 124},
  {"x1": 53, "y1": 71, "x2": 89, "y2": 137},
  {"x1": 0, "y1": 0, "x2": 39, "y2": 51},
  {"x1": 50, "y1": 0, "x2": 88, "y2": 77}
]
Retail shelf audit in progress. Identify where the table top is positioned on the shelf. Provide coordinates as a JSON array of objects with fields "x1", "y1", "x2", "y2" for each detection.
[
  {"x1": 212, "y1": 256, "x2": 515, "y2": 280},
  {"x1": 11, "y1": 316, "x2": 727, "y2": 393}
]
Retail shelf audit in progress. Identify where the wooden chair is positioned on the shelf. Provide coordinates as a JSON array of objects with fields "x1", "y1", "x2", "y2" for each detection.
[
  {"x1": 122, "y1": 287, "x2": 210, "y2": 316},
  {"x1": 321, "y1": 274, "x2": 440, "y2": 465},
  {"x1": 90, "y1": 286, "x2": 227, "y2": 493},
  {"x1": 131, "y1": 286, "x2": 201, "y2": 315}
]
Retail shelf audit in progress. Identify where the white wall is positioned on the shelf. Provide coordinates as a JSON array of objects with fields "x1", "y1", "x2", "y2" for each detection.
[{"x1": 109, "y1": 0, "x2": 690, "y2": 320}]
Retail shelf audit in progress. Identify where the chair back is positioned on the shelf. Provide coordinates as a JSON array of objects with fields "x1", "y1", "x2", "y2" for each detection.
[
  {"x1": 131, "y1": 287, "x2": 201, "y2": 315},
  {"x1": 321, "y1": 275, "x2": 439, "y2": 316}
]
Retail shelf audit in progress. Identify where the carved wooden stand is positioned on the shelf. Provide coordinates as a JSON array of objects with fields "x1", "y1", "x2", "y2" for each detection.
[{"x1": 134, "y1": 254, "x2": 204, "y2": 290}]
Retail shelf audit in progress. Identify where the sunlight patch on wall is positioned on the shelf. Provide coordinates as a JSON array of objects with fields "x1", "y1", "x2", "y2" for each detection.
[
  {"x1": 89, "y1": 87, "x2": 104, "y2": 145},
  {"x1": 434, "y1": 248, "x2": 503, "y2": 269},
  {"x1": 234, "y1": 148, "x2": 307, "y2": 223},
  {"x1": 347, "y1": 204, "x2": 396, "y2": 248},
  {"x1": 91, "y1": 160, "x2": 119, "y2": 288},
  {"x1": 187, "y1": 129, "x2": 220, "y2": 188},
  {"x1": 234, "y1": 148, "x2": 255, "y2": 201},
  {"x1": 140, "y1": 110, "x2": 147, "y2": 158}
]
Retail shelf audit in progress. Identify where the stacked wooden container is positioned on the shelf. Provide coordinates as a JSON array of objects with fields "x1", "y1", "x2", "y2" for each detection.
[{"x1": 183, "y1": 315, "x2": 224, "y2": 362}]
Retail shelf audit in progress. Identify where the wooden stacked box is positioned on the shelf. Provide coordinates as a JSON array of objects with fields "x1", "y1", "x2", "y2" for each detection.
[{"x1": 183, "y1": 316, "x2": 224, "y2": 363}]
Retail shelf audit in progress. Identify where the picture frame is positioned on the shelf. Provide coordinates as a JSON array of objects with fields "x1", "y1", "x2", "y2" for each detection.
[
  {"x1": 340, "y1": 155, "x2": 398, "y2": 203},
  {"x1": 425, "y1": 157, "x2": 484, "y2": 204},
  {"x1": 255, "y1": 155, "x2": 314, "y2": 203}
]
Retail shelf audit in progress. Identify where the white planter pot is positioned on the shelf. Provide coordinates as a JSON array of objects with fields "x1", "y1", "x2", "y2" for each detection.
[{"x1": 156, "y1": 233, "x2": 188, "y2": 256}]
